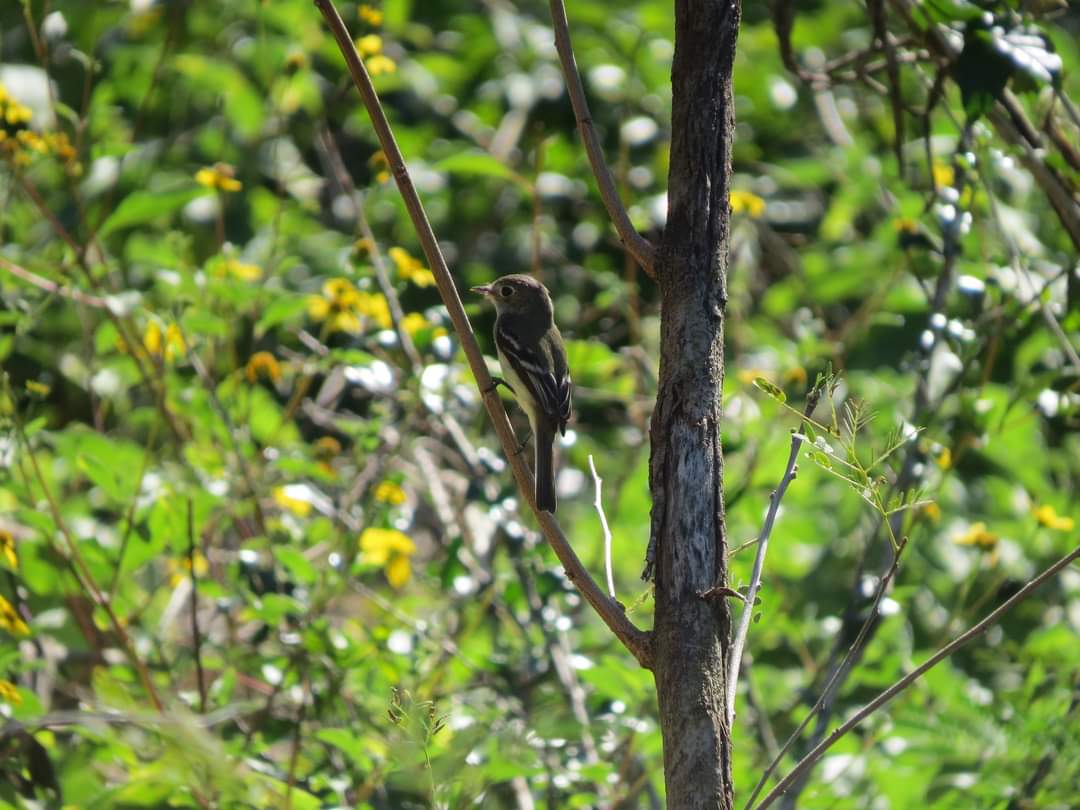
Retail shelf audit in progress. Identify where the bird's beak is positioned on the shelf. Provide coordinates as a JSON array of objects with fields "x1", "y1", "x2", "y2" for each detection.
[{"x1": 470, "y1": 284, "x2": 493, "y2": 297}]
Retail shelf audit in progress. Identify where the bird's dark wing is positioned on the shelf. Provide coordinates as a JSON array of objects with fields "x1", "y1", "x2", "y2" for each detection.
[{"x1": 496, "y1": 321, "x2": 570, "y2": 431}]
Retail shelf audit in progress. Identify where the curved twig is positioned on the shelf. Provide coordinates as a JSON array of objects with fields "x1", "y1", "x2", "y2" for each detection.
[
  {"x1": 752, "y1": 544, "x2": 1080, "y2": 810},
  {"x1": 313, "y1": 0, "x2": 652, "y2": 668},
  {"x1": 546, "y1": 0, "x2": 657, "y2": 275}
]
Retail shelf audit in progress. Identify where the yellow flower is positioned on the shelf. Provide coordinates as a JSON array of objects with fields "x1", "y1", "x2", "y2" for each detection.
[
  {"x1": 369, "y1": 150, "x2": 391, "y2": 184},
  {"x1": 16, "y1": 129, "x2": 47, "y2": 154},
  {"x1": 216, "y1": 257, "x2": 263, "y2": 281},
  {"x1": 0, "y1": 679, "x2": 21, "y2": 706},
  {"x1": 356, "y1": 34, "x2": 383, "y2": 57},
  {"x1": 736, "y1": 368, "x2": 769, "y2": 386},
  {"x1": 308, "y1": 277, "x2": 364, "y2": 334},
  {"x1": 314, "y1": 436, "x2": 342, "y2": 458},
  {"x1": 936, "y1": 447, "x2": 952, "y2": 471},
  {"x1": 932, "y1": 162, "x2": 955, "y2": 189},
  {"x1": 143, "y1": 321, "x2": 187, "y2": 363},
  {"x1": 783, "y1": 366, "x2": 807, "y2": 387},
  {"x1": 0, "y1": 530, "x2": 16, "y2": 568},
  {"x1": 388, "y1": 247, "x2": 435, "y2": 287},
  {"x1": 246, "y1": 351, "x2": 282, "y2": 384},
  {"x1": 374, "y1": 481, "x2": 407, "y2": 505},
  {"x1": 0, "y1": 594, "x2": 30, "y2": 637},
  {"x1": 401, "y1": 312, "x2": 430, "y2": 336},
  {"x1": 284, "y1": 49, "x2": 308, "y2": 71},
  {"x1": 360, "y1": 528, "x2": 416, "y2": 589},
  {"x1": 195, "y1": 163, "x2": 242, "y2": 192},
  {"x1": 353, "y1": 237, "x2": 375, "y2": 257},
  {"x1": 366, "y1": 55, "x2": 397, "y2": 76},
  {"x1": 1033, "y1": 504, "x2": 1075, "y2": 532},
  {"x1": 894, "y1": 217, "x2": 919, "y2": 234},
  {"x1": 166, "y1": 552, "x2": 210, "y2": 588},
  {"x1": 274, "y1": 485, "x2": 313, "y2": 518},
  {"x1": 953, "y1": 522, "x2": 998, "y2": 551},
  {"x1": 25, "y1": 380, "x2": 51, "y2": 397},
  {"x1": 359, "y1": 4, "x2": 384, "y2": 26},
  {"x1": 0, "y1": 82, "x2": 33, "y2": 126},
  {"x1": 44, "y1": 131, "x2": 77, "y2": 164},
  {"x1": 356, "y1": 290, "x2": 392, "y2": 329},
  {"x1": 920, "y1": 502, "x2": 942, "y2": 523},
  {"x1": 730, "y1": 190, "x2": 766, "y2": 218}
]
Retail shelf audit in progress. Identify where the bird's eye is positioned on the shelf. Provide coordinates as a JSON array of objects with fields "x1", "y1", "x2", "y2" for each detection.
[{"x1": 500, "y1": 286, "x2": 514, "y2": 298}]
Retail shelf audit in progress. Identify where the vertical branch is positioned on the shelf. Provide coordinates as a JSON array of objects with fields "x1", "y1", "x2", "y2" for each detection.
[{"x1": 649, "y1": 0, "x2": 742, "y2": 806}]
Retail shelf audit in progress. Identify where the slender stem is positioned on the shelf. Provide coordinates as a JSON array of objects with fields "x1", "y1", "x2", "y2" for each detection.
[
  {"x1": 545, "y1": 0, "x2": 657, "y2": 275},
  {"x1": 752, "y1": 544, "x2": 1080, "y2": 810},
  {"x1": 313, "y1": 0, "x2": 652, "y2": 668},
  {"x1": 187, "y1": 499, "x2": 208, "y2": 714},
  {"x1": 727, "y1": 393, "x2": 819, "y2": 726}
]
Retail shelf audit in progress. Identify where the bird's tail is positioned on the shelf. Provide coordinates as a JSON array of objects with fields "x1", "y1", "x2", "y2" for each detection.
[{"x1": 534, "y1": 421, "x2": 557, "y2": 513}]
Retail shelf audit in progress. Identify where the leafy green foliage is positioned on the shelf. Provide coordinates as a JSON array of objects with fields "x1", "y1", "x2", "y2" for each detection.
[{"x1": 1, "y1": 0, "x2": 1078, "y2": 808}]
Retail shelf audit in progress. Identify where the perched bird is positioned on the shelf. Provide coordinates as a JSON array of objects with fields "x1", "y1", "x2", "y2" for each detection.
[{"x1": 471, "y1": 274, "x2": 571, "y2": 512}]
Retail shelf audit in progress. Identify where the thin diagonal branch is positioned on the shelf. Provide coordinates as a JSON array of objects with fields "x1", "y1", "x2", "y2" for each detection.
[
  {"x1": 752, "y1": 543, "x2": 1080, "y2": 810},
  {"x1": 314, "y1": 0, "x2": 652, "y2": 669},
  {"x1": 546, "y1": 0, "x2": 657, "y2": 275},
  {"x1": 726, "y1": 390, "x2": 820, "y2": 726},
  {"x1": 0, "y1": 256, "x2": 109, "y2": 308},
  {"x1": 743, "y1": 536, "x2": 909, "y2": 810}
]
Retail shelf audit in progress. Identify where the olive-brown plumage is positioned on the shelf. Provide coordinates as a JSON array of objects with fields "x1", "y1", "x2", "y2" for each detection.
[{"x1": 471, "y1": 275, "x2": 571, "y2": 512}]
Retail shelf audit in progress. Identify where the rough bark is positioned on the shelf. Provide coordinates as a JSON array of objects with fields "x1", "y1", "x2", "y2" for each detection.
[{"x1": 649, "y1": 1, "x2": 741, "y2": 808}]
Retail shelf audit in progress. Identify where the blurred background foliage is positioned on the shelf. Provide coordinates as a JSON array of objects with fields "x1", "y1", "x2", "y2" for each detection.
[{"x1": 1, "y1": 0, "x2": 1079, "y2": 807}]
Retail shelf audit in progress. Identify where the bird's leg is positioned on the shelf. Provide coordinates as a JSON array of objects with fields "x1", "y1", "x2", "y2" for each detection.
[
  {"x1": 482, "y1": 376, "x2": 515, "y2": 396},
  {"x1": 513, "y1": 429, "x2": 532, "y2": 457}
]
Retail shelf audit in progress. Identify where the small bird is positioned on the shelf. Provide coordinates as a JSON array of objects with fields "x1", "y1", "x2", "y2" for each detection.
[{"x1": 471, "y1": 274, "x2": 571, "y2": 512}]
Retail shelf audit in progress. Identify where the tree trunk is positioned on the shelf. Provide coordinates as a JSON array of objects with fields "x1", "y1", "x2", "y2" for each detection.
[{"x1": 649, "y1": 1, "x2": 741, "y2": 808}]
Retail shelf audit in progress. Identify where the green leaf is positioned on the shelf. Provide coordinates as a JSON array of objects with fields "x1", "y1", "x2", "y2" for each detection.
[
  {"x1": 753, "y1": 377, "x2": 787, "y2": 403},
  {"x1": 99, "y1": 187, "x2": 202, "y2": 236},
  {"x1": 435, "y1": 151, "x2": 524, "y2": 185},
  {"x1": 273, "y1": 546, "x2": 317, "y2": 586},
  {"x1": 255, "y1": 295, "x2": 309, "y2": 337}
]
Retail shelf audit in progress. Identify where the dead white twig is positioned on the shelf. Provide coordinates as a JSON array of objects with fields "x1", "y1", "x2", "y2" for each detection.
[
  {"x1": 726, "y1": 392, "x2": 820, "y2": 727},
  {"x1": 588, "y1": 454, "x2": 616, "y2": 600}
]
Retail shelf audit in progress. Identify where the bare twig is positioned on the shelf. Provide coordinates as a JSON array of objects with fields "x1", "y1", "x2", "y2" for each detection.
[
  {"x1": 752, "y1": 544, "x2": 1080, "y2": 810},
  {"x1": 283, "y1": 671, "x2": 310, "y2": 810},
  {"x1": 0, "y1": 256, "x2": 109, "y2": 308},
  {"x1": 314, "y1": 123, "x2": 424, "y2": 374},
  {"x1": 187, "y1": 500, "x2": 208, "y2": 715},
  {"x1": 744, "y1": 536, "x2": 909, "y2": 810},
  {"x1": 588, "y1": 455, "x2": 616, "y2": 600},
  {"x1": 726, "y1": 391, "x2": 820, "y2": 726},
  {"x1": 976, "y1": 165, "x2": 1080, "y2": 376},
  {"x1": 314, "y1": 0, "x2": 652, "y2": 668},
  {"x1": 545, "y1": 0, "x2": 657, "y2": 275}
]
